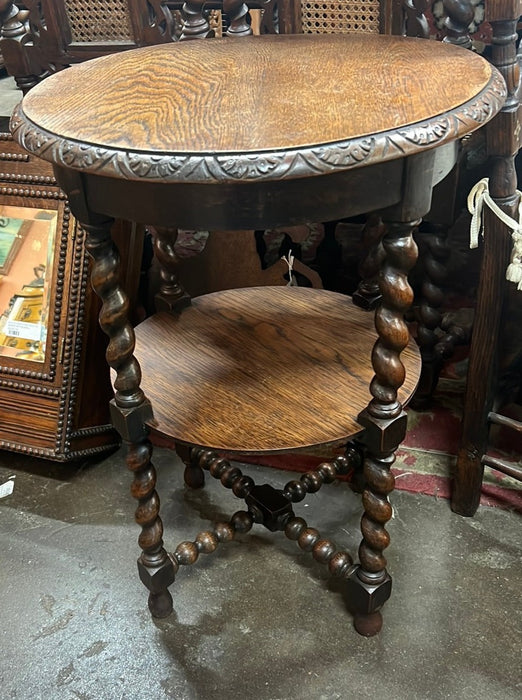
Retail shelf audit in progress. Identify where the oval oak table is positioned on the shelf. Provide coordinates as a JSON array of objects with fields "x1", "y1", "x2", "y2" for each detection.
[{"x1": 11, "y1": 33, "x2": 505, "y2": 636}]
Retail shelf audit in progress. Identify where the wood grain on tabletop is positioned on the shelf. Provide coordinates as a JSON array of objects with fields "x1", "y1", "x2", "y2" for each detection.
[
  {"x1": 21, "y1": 34, "x2": 493, "y2": 155},
  {"x1": 133, "y1": 287, "x2": 421, "y2": 454}
]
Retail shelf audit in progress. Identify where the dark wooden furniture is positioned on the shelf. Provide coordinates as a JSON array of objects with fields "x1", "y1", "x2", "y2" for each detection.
[
  {"x1": 0, "y1": 125, "x2": 148, "y2": 459},
  {"x1": 451, "y1": 0, "x2": 522, "y2": 516},
  {"x1": 274, "y1": 0, "x2": 422, "y2": 35},
  {"x1": 0, "y1": 0, "x2": 180, "y2": 460},
  {"x1": 405, "y1": 1, "x2": 521, "y2": 409},
  {"x1": 0, "y1": 0, "x2": 175, "y2": 93},
  {"x1": 12, "y1": 28, "x2": 504, "y2": 634},
  {"x1": 0, "y1": 127, "x2": 119, "y2": 459}
]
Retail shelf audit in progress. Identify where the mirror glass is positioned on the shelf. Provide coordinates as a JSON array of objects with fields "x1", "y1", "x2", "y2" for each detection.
[{"x1": 0, "y1": 204, "x2": 57, "y2": 362}]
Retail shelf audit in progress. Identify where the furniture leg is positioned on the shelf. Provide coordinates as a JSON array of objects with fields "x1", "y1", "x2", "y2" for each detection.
[
  {"x1": 83, "y1": 217, "x2": 176, "y2": 617},
  {"x1": 452, "y1": 196, "x2": 514, "y2": 515},
  {"x1": 412, "y1": 224, "x2": 450, "y2": 407},
  {"x1": 452, "y1": 11, "x2": 521, "y2": 516},
  {"x1": 349, "y1": 217, "x2": 418, "y2": 635},
  {"x1": 176, "y1": 443, "x2": 206, "y2": 489},
  {"x1": 352, "y1": 214, "x2": 386, "y2": 311},
  {"x1": 151, "y1": 225, "x2": 190, "y2": 312}
]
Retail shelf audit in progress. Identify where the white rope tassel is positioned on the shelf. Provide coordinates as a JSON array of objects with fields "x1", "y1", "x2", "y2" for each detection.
[{"x1": 467, "y1": 177, "x2": 522, "y2": 290}]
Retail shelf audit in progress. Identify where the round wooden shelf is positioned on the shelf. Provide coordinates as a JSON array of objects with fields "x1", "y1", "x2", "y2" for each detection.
[{"x1": 133, "y1": 287, "x2": 421, "y2": 454}]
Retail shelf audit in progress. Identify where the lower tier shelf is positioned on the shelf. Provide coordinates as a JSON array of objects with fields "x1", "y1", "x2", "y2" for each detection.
[{"x1": 133, "y1": 286, "x2": 421, "y2": 454}]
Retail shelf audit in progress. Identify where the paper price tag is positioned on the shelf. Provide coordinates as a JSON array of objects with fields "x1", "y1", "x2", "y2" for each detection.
[
  {"x1": 0, "y1": 479, "x2": 15, "y2": 499},
  {"x1": 4, "y1": 320, "x2": 42, "y2": 342}
]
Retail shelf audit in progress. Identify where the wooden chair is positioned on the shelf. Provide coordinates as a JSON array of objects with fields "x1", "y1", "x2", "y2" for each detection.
[
  {"x1": 394, "y1": 0, "x2": 522, "y2": 513},
  {"x1": 450, "y1": 0, "x2": 522, "y2": 516},
  {"x1": 257, "y1": 0, "x2": 522, "y2": 515},
  {"x1": 0, "y1": 0, "x2": 175, "y2": 93}
]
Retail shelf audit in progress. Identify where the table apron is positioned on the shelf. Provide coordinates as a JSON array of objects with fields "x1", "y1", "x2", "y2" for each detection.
[
  {"x1": 78, "y1": 158, "x2": 406, "y2": 231},
  {"x1": 54, "y1": 144, "x2": 457, "y2": 231}
]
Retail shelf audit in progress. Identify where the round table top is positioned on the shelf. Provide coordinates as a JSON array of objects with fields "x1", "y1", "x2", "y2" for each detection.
[{"x1": 11, "y1": 34, "x2": 505, "y2": 184}]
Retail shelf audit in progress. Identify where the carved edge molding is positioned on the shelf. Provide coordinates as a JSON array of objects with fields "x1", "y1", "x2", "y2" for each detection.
[{"x1": 10, "y1": 71, "x2": 506, "y2": 184}]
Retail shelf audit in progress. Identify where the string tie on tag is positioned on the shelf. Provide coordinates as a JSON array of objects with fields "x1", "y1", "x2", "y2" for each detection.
[{"x1": 281, "y1": 250, "x2": 297, "y2": 286}]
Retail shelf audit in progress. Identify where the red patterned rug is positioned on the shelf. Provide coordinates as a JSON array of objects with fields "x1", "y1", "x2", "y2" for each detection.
[{"x1": 225, "y1": 363, "x2": 522, "y2": 513}]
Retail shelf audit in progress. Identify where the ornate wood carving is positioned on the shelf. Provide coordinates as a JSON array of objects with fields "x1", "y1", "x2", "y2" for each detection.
[
  {"x1": 179, "y1": 0, "x2": 213, "y2": 39},
  {"x1": 352, "y1": 215, "x2": 386, "y2": 311},
  {"x1": 351, "y1": 217, "x2": 418, "y2": 635},
  {"x1": 440, "y1": 0, "x2": 476, "y2": 48},
  {"x1": 81, "y1": 215, "x2": 175, "y2": 617},
  {"x1": 140, "y1": 0, "x2": 175, "y2": 42},
  {"x1": 403, "y1": 0, "x2": 430, "y2": 37},
  {"x1": 367, "y1": 221, "x2": 419, "y2": 420},
  {"x1": 150, "y1": 225, "x2": 190, "y2": 310},
  {"x1": 411, "y1": 224, "x2": 452, "y2": 407},
  {"x1": 0, "y1": 1, "x2": 44, "y2": 92},
  {"x1": 0, "y1": 1, "x2": 28, "y2": 41},
  {"x1": 223, "y1": 0, "x2": 253, "y2": 36},
  {"x1": 0, "y1": 1, "x2": 176, "y2": 92}
]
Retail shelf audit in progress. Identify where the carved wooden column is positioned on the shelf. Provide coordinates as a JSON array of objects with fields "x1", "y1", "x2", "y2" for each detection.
[
  {"x1": 349, "y1": 150, "x2": 433, "y2": 635},
  {"x1": 352, "y1": 215, "x2": 386, "y2": 310},
  {"x1": 151, "y1": 226, "x2": 190, "y2": 311},
  {"x1": 411, "y1": 0, "x2": 476, "y2": 406},
  {"x1": 411, "y1": 223, "x2": 451, "y2": 407},
  {"x1": 224, "y1": 0, "x2": 252, "y2": 35},
  {"x1": 0, "y1": 1, "x2": 41, "y2": 93},
  {"x1": 179, "y1": 0, "x2": 214, "y2": 39},
  {"x1": 54, "y1": 168, "x2": 176, "y2": 616},
  {"x1": 350, "y1": 216, "x2": 419, "y2": 636},
  {"x1": 452, "y1": 1, "x2": 522, "y2": 515},
  {"x1": 442, "y1": 0, "x2": 475, "y2": 48}
]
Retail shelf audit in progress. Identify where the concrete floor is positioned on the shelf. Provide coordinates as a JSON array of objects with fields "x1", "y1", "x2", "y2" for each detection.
[{"x1": 0, "y1": 446, "x2": 521, "y2": 700}]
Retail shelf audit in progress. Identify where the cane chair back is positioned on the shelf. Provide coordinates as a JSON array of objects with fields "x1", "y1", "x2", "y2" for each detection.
[
  {"x1": 59, "y1": 0, "x2": 133, "y2": 42},
  {"x1": 278, "y1": 0, "x2": 405, "y2": 35}
]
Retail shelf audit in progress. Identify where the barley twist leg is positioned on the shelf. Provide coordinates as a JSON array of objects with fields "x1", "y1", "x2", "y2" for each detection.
[
  {"x1": 84, "y1": 218, "x2": 175, "y2": 618},
  {"x1": 351, "y1": 218, "x2": 418, "y2": 636}
]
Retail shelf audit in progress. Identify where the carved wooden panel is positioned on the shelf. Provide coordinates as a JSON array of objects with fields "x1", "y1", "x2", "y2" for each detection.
[{"x1": 0, "y1": 1, "x2": 177, "y2": 92}]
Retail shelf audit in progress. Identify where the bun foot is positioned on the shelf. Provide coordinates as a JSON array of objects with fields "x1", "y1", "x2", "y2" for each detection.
[
  {"x1": 183, "y1": 463, "x2": 205, "y2": 489},
  {"x1": 354, "y1": 610, "x2": 383, "y2": 637},
  {"x1": 148, "y1": 589, "x2": 173, "y2": 618},
  {"x1": 353, "y1": 611, "x2": 382, "y2": 637}
]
